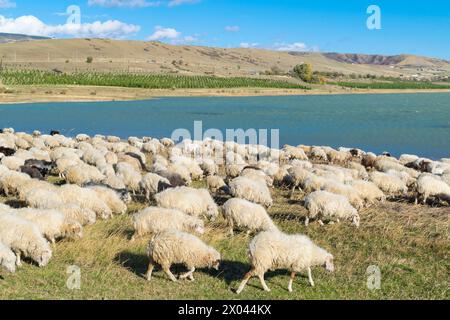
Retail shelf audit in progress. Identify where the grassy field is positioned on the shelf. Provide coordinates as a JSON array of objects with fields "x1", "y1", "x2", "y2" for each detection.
[
  {"x1": 331, "y1": 81, "x2": 450, "y2": 90},
  {"x1": 0, "y1": 177, "x2": 448, "y2": 300},
  {"x1": 0, "y1": 70, "x2": 310, "y2": 90}
]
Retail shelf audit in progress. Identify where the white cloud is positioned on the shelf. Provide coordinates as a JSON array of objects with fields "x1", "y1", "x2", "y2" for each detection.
[
  {"x1": 240, "y1": 42, "x2": 259, "y2": 48},
  {"x1": 225, "y1": 26, "x2": 239, "y2": 32},
  {"x1": 273, "y1": 42, "x2": 319, "y2": 52},
  {"x1": 0, "y1": 0, "x2": 16, "y2": 8},
  {"x1": 148, "y1": 25, "x2": 198, "y2": 44},
  {"x1": 0, "y1": 15, "x2": 140, "y2": 38},
  {"x1": 168, "y1": 0, "x2": 200, "y2": 7},
  {"x1": 88, "y1": 0, "x2": 161, "y2": 8},
  {"x1": 148, "y1": 26, "x2": 181, "y2": 41}
]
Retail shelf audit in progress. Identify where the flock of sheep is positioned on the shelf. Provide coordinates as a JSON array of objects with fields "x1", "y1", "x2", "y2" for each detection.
[{"x1": 0, "y1": 127, "x2": 449, "y2": 294}]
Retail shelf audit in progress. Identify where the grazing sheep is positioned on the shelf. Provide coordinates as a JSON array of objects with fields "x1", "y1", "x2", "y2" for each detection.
[
  {"x1": 62, "y1": 163, "x2": 105, "y2": 186},
  {"x1": 58, "y1": 184, "x2": 113, "y2": 220},
  {"x1": 154, "y1": 187, "x2": 219, "y2": 219},
  {"x1": 236, "y1": 231, "x2": 334, "y2": 294},
  {"x1": 415, "y1": 174, "x2": 450, "y2": 205},
  {"x1": 145, "y1": 230, "x2": 220, "y2": 282},
  {"x1": 222, "y1": 198, "x2": 277, "y2": 235},
  {"x1": 206, "y1": 175, "x2": 227, "y2": 194},
  {"x1": 102, "y1": 173, "x2": 127, "y2": 190},
  {"x1": 309, "y1": 147, "x2": 328, "y2": 161},
  {"x1": 0, "y1": 242, "x2": 16, "y2": 273},
  {"x1": 0, "y1": 213, "x2": 52, "y2": 267},
  {"x1": 1, "y1": 156, "x2": 25, "y2": 171},
  {"x1": 140, "y1": 173, "x2": 171, "y2": 201},
  {"x1": 304, "y1": 191, "x2": 360, "y2": 227},
  {"x1": 287, "y1": 166, "x2": 312, "y2": 198},
  {"x1": 0, "y1": 170, "x2": 31, "y2": 196},
  {"x1": 225, "y1": 164, "x2": 245, "y2": 179},
  {"x1": 13, "y1": 208, "x2": 83, "y2": 244},
  {"x1": 321, "y1": 180, "x2": 364, "y2": 210},
  {"x1": 349, "y1": 180, "x2": 386, "y2": 205},
  {"x1": 240, "y1": 168, "x2": 274, "y2": 187},
  {"x1": 115, "y1": 162, "x2": 142, "y2": 193},
  {"x1": 57, "y1": 204, "x2": 97, "y2": 226},
  {"x1": 369, "y1": 171, "x2": 408, "y2": 196},
  {"x1": 326, "y1": 149, "x2": 350, "y2": 165},
  {"x1": 282, "y1": 145, "x2": 308, "y2": 161},
  {"x1": 86, "y1": 185, "x2": 127, "y2": 215},
  {"x1": 229, "y1": 177, "x2": 273, "y2": 208},
  {"x1": 132, "y1": 207, "x2": 204, "y2": 240},
  {"x1": 361, "y1": 153, "x2": 377, "y2": 169}
]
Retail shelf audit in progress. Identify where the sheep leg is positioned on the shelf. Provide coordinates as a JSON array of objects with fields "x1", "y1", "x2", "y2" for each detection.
[
  {"x1": 289, "y1": 185, "x2": 296, "y2": 199},
  {"x1": 258, "y1": 273, "x2": 271, "y2": 292},
  {"x1": 179, "y1": 267, "x2": 196, "y2": 281},
  {"x1": 144, "y1": 261, "x2": 155, "y2": 281},
  {"x1": 227, "y1": 219, "x2": 234, "y2": 236},
  {"x1": 15, "y1": 252, "x2": 22, "y2": 267},
  {"x1": 304, "y1": 217, "x2": 309, "y2": 227},
  {"x1": 163, "y1": 265, "x2": 177, "y2": 282},
  {"x1": 318, "y1": 220, "x2": 324, "y2": 226},
  {"x1": 288, "y1": 272, "x2": 296, "y2": 292},
  {"x1": 235, "y1": 268, "x2": 255, "y2": 294},
  {"x1": 307, "y1": 267, "x2": 315, "y2": 287}
]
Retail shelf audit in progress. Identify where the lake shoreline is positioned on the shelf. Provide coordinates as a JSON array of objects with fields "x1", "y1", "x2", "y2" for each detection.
[{"x1": 1, "y1": 85, "x2": 450, "y2": 104}]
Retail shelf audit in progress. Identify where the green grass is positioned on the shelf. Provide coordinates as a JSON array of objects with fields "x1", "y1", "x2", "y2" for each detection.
[
  {"x1": 0, "y1": 70, "x2": 310, "y2": 90},
  {"x1": 330, "y1": 81, "x2": 450, "y2": 90},
  {"x1": 1, "y1": 181, "x2": 448, "y2": 300}
]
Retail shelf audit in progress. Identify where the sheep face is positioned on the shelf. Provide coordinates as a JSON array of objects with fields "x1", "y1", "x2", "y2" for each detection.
[
  {"x1": 64, "y1": 221, "x2": 83, "y2": 240},
  {"x1": 324, "y1": 254, "x2": 335, "y2": 272},
  {"x1": 207, "y1": 205, "x2": 219, "y2": 220},
  {"x1": 37, "y1": 248, "x2": 52, "y2": 267},
  {"x1": 351, "y1": 214, "x2": 360, "y2": 228},
  {"x1": 207, "y1": 250, "x2": 221, "y2": 270}
]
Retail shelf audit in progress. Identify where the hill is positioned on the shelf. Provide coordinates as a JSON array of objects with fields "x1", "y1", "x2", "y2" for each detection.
[
  {"x1": 0, "y1": 33, "x2": 51, "y2": 44},
  {"x1": 0, "y1": 38, "x2": 449, "y2": 80}
]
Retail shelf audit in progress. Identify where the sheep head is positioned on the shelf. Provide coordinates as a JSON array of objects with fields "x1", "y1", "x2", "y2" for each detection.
[{"x1": 324, "y1": 254, "x2": 335, "y2": 272}]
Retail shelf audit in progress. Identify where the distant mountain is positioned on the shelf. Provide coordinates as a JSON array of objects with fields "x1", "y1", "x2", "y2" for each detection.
[
  {"x1": 322, "y1": 53, "x2": 406, "y2": 66},
  {"x1": 0, "y1": 33, "x2": 50, "y2": 44}
]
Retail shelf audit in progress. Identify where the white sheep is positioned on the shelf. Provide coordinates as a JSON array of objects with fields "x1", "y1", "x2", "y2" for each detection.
[
  {"x1": 206, "y1": 175, "x2": 227, "y2": 193},
  {"x1": 304, "y1": 191, "x2": 360, "y2": 227},
  {"x1": 349, "y1": 180, "x2": 386, "y2": 205},
  {"x1": 13, "y1": 208, "x2": 83, "y2": 244},
  {"x1": 154, "y1": 186, "x2": 219, "y2": 219},
  {"x1": 56, "y1": 204, "x2": 97, "y2": 226},
  {"x1": 229, "y1": 176, "x2": 273, "y2": 208},
  {"x1": 321, "y1": 180, "x2": 364, "y2": 210},
  {"x1": 1, "y1": 156, "x2": 25, "y2": 171},
  {"x1": 62, "y1": 163, "x2": 105, "y2": 186},
  {"x1": 236, "y1": 230, "x2": 334, "y2": 293},
  {"x1": 139, "y1": 173, "x2": 171, "y2": 201},
  {"x1": 115, "y1": 162, "x2": 142, "y2": 193},
  {"x1": 222, "y1": 198, "x2": 278, "y2": 235},
  {"x1": 415, "y1": 174, "x2": 450, "y2": 205},
  {"x1": 0, "y1": 213, "x2": 52, "y2": 267},
  {"x1": 0, "y1": 241, "x2": 16, "y2": 273},
  {"x1": 369, "y1": 171, "x2": 408, "y2": 196},
  {"x1": 145, "y1": 230, "x2": 220, "y2": 282},
  {"x1": 86, "y1": 185, "x2": 127, "y2": 215},
  {"x1": 132, "y1": 207, "x2": 204, "y2": 240}
]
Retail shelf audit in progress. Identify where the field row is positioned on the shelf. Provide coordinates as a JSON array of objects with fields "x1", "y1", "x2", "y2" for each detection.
[{"x1": 0, "y1": 70, "x2": 310, "y2": 90}]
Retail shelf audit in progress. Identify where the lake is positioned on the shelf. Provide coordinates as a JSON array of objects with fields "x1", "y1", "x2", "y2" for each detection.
[{"x1": 0, "y1": 93, "x2": 449, "y2": 159}]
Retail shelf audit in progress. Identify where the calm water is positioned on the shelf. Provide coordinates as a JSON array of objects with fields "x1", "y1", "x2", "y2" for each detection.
[{"x1": 1, "y1": 93, "x2": 449, "y2": 159}]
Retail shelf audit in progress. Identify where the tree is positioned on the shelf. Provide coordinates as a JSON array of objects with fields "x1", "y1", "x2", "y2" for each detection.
[
  {"x1": 292, "y1": 63, "x2": 313, "y2": 82},
  {"x1": 86, "y1": 56, "x2": 93, "y2": 64}
]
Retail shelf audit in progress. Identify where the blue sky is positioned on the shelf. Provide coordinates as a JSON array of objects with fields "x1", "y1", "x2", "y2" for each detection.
[{"x1": 0, "y1": 0, "x2": 449, "y2": 59}]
